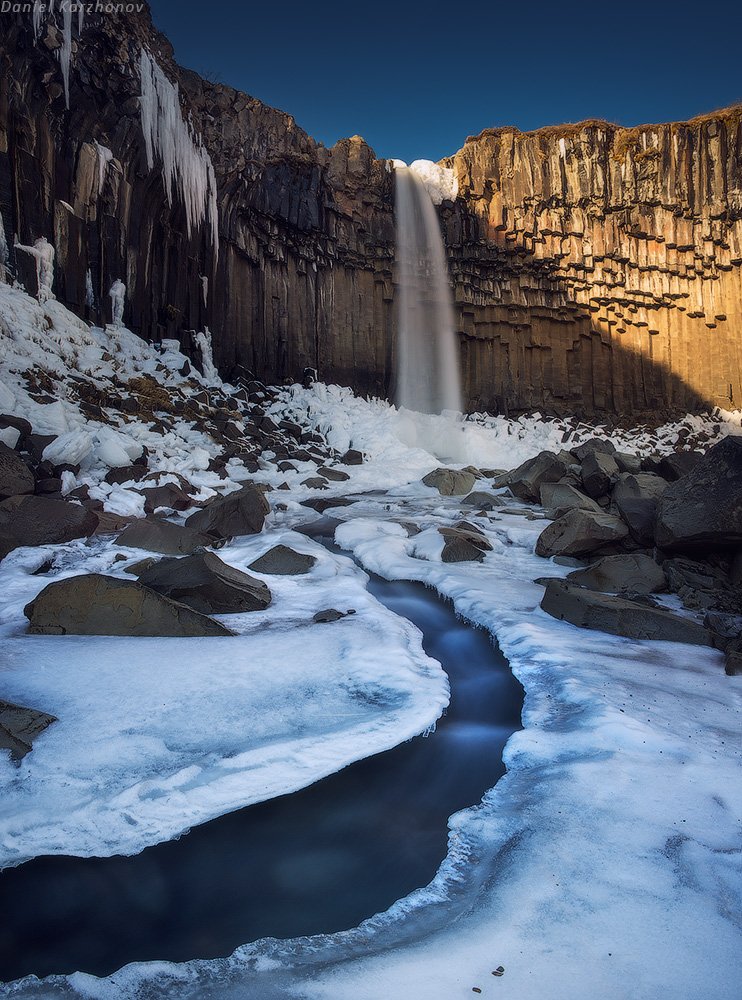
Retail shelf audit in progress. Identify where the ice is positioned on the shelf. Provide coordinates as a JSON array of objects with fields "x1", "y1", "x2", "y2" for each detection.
[
  {"x1": 13, "y1": 236, "x2": 55, "y2": 302},
  {"x1": 0, "y1": 426, "x2": 19, "y2": 448},
  {"x1": 108, "y1": 279, "x2": 125, "y2": 328},
  {"x1": 407, "y1": 159, "x2": 458, "y2": 205},
  {"x1": 84, "y1": 268, "x2": 95, "y2": 309},
  {"x1": 28, "y1": 3, "x2": 84, "y2": 109},
  {"x1": 139, "y1": 49, "x2": 219, "y2": 260},
  {"x1": 0, "y1": 208, "x2": 8, "y2": 268},
  {"x1": 94, "y1": 142, "x2": 113, "y2": 192},
  {"x1": 41, "y1": 430, "x2": 93, "y2": 468},
  {"x1": 193, "y1": 328, "x2": 219, "y2": 384},
  {"x1": 0, "y1": 529, "x2": 448, "y2": 868}
]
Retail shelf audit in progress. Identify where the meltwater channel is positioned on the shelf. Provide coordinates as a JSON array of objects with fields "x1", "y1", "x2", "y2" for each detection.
[{"x1": 0, "y1": 522, "x2": 522, "y2": 982}]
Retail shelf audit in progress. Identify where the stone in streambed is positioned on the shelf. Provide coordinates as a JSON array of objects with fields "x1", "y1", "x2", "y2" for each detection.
[
  {"x1": 422, "y1": 468, "x2": 476, "y2": 496},
  {"x1": 24, "y1": 573, "x2": 234, "y2": 637},
  {"x1": 138, "y1": 551, "x2": 271, "y2": 613},
  {"x1": 117, "y1": 518, "x2": 212, "y2": 555},
  {"x1": 0, "y1": 698, "x2": 57, "y2": 761},
  {"x1": 248, "y1": 544, "x2": 316, "y2": 575},
  {"x1": 506, "y1": 451, "x2": 572, "y2": 502},
  {"x1": 539, "y1": 483, "x2": 602, "y2": 518},
  {"x1": 540, "y1": 579, "x2": 712, "y2": 645},
  {"x1": 186, "y1": 484, "x2": 269, "y2": 539},
  {"x1": 535, "y1": 508, "x2": 628, "y2": 557},
  {"x1": 567, "y1": 554, "x2": 667, "y2": 595}
]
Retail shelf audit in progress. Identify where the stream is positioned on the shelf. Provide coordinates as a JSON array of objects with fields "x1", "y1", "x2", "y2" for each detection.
[{"x1": 0, "y1": 523, "x2": 522, "y2": 982}]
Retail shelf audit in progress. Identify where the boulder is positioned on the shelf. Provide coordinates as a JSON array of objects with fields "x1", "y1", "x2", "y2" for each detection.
[
  {"x1": 439, "y1": 525, "x2": 491, "y2": 562},
  {"x1": 105, "y1": 465, "x2": 147, "y2": 487},
  {"x1": 248, "y1": 544, "x2": 316, "y2": 575},
  {"x1": 138, "y1": 551, "x2": 271, "y2": 613},
  {"x1": 703, "y1": 611, "x2": 742, "y2": 651},
  {"x1": 138, "y1": 483, "x2": 195, "y2": 514},
  {"x1": 0, "y1": 495, "x2": 98, "y2": 559},
  {"x1": 612, "y1": 473, "x2": 668, "y2": 545},
  {"x1": 571, "y1": 438, "x2": 617, "y2": 462},
  {"x1": 461, "y1": 491, "x2": 506, "y2": 510},
  {"x1": 186, "y1": 484, "x2": 269, "y2": 539},
  {"x1": 0, "y1": 698, "x2": 57, "y2": 760},
  {"x1": 341, "y1": 449, "x2": 364, "y2": 465},
  {"x1": 567, "y1": 554, "x2": 667, "y2": 595},
  {"x1": 539, "y1": 483, "x2": 602, "y2": 518},
  {"x1": 422, "y1": 468, "x2": 476, "y2": 496},
  {"x1": 580, "y1": 451, "x2": 619, "y2": 499},
  {"x1": 313, "y1": 608, "x2": 353, "y2": 623},
  {"x1": 507, "y1": 451, "x2": 570, "y2": 502},
  {"x1": 317, "y1": 467, "x2": 350, "y2": 482},
  {"x1": 535, "y1": 509, "x2": 629, "y2": 557},
  {"x1": 117, "y1": 518, "x2": 212, "y2": 555},
  {"x1": 301, "y1": 477, "x2": 328, "y2": 489},
  {"x1": 24, "y1": 573, "x2": 234, "y2": 637},
  {"x1": 300, "y1": 497, "x2": 357, "y2": 513},
  {"x1": 663, "y1": 557, "x2": 736, "y2": 612},
  {"x1": 614, "y1": 452, "x2": 643, "y2": 475},
  {"x1": 0, "y1": 442, "x2": 34, "y2": 499},
  {"x1": 540, "y1": 579, "x2": 713, "y2": 646},
  {"x1": 657, "y1": 451, "x2": 704, "y2": 482},
  {"x1": 655, "y1": 437, "x2": 742, "y2": 553}
]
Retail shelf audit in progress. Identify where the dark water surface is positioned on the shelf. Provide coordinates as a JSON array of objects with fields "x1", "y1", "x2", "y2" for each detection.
[{"x1": 0, "y1": 526, "x2": 522, "y2": 981}]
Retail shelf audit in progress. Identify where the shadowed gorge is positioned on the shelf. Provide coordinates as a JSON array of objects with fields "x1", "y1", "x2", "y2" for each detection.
[{"x1": 0, "y1": 5, "x2": 739, "y2": 416}]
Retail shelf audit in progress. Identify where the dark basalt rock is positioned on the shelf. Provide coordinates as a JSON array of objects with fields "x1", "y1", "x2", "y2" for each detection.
[
  {"x1": 535, "y1": 508, "x2": 628, "y2": 557},
  {"x1": 539, "y1": 483, "x2": 601, "y2": 518},
  {"x1": 612, "y1": 473, "x2": 668, "y2": 546},
  {"x1": 0, "y1": 443, "x2": 34, "y2": 500},
  {"x1": 116, "y1": 518, "x2": 213, "y2": 555},
  {"x1": 567, "y1": 554, "x2": 667, "y2": 595},
  {"x1": 186, "y1": 484, "x2": 269, "y2": 539},
  {"x1": 138, "y1": 551, "x2": 271, "y2": 613},
  {"x1": 0, "y1": 495, "x2": 98, "y2": 559},
  {"x1": 507, "y1": 452, "x2": 571, "y2": 503},
  {"x1": 580, "y1": 451, "x2": 619, "y2": 499},
  {"x1": 422, "y1": 468, "x2": 477, "y2": 496},
  {"x1": 24, "y1": 573, "x2": 235, "y2": 637},
  {"x1": 248, "y1": 544, "x2": 316, "y2": 575},
  {"x1": 540, "y1": 579, "x2": 712, "y2": 646},
  {"x1": 0, "y1": 699, "x2": 57, "y2": 761}
]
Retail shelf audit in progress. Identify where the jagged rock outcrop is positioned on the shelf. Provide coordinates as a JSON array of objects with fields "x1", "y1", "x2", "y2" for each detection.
[{"x1": 1, "y1": 5, "x2": 740, "y2": 416}]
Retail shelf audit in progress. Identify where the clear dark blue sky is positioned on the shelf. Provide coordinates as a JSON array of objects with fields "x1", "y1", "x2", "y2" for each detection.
[{"x1": 149, "y1": 0, "x2": 742, "y2": 163}]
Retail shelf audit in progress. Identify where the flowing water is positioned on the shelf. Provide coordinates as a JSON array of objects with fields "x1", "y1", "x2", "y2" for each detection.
[
  {"x1": 394, "y1": 167, "x2": 462, "y2": 416},
  {"x1": 0, "y1": 527, "x2": 521, "y2": 982}
]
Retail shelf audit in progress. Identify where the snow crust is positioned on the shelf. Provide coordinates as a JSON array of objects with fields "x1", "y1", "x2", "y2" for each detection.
[{"x1": 139, "y1": 49, "x2": 219, "y2": 259}]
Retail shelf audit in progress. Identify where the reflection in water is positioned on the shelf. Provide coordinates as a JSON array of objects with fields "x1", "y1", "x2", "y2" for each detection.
[{"x1": 0, "y1": 529, "x2": 522, "y2": 981}]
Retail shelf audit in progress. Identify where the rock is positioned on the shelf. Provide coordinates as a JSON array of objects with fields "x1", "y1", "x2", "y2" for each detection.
[
  {"x1": 138, "y1": 551, "x2": 271, "y2": 613},
  {"x1": 0, "y1": 698, "x2": 57, "y2": 761},
  {"x1": 300, "y1": 496, "x2": 357, "y2": 513},
  {"x1": 663, "y1": 557, "x2": 736, "y2": 612},
  {"x1": 571, "y1": 438, "x2": 617, "y2": 462},
  {"x1": 567, "y1": 554, "x2": 667, "y2": 595},
  {"x1": 248, "y1": 544, "x2": 316, "y2": 575},
  {"x1": 540, "y1": 579, "x2": 713, "y2": 645},
  {"x1": 139, "y1": 483, "x2": 195, "y2": 514},
  {"x1": 613, "y1": 473, "x2": 668, "y2": 546},
  {"x1": 24, "y1": 573, "x2": 234, "y2": 637},
  {"x1": 439, "y1": 526, "x2": 491, "y2": 562},
  {"x1": 657, "y1": 451, "x2": 704, "y2": 482},
  {"x1": 703, "y1": 611, "x2": 742, "y2": 651},
  {"x1": 0, "y1": 495, "x2": 98, "y2": 559},
  {"x1": 34, "y1": 477, "x2": 63, "y2": 495},
  {"x1": 580, "y1": 451, "x2": 619, "y2": 499},
  {"x1": 655, "y1": 437, "x2": 742, "y2": 553},
  {"x1": 725, "y1": 650, "x2": 742, "y2": 676},
  {"x1": 341, "y1": 449, "x2": 363, "y2": 465},
  {"x1": 104, "y1": 465, "x2": 147, "y2": 486},
  {"x1": 539, "y1": 483, "x2": 602, "y2": 518},
  {"x1": 317, "y1": 467, "x2": 350, "y2": 482},
  {"x1": 186, "y1": 484, "x2": 269, "y2": 539},
  {"x1": 301, "y1": 477, "x2": 328, "y2": 489},
  {"x1": 461, "y1": 490, "x2": 506, "y2": 510},
  {"x1": 422, "y1": 468, "x2": 477, "y2": 496},
  {"x1": 0, "y1": 443, "x2": 34, "y2": 499},
  {"x1": 116, "y1": 518, "x2": 213, "y2": 555},
  {"x1": 313, "y1": 608, "x2": 354, "y2": 623},
  {"x1": 124, "y1": 556, "x2": 161, "y2": 575},
  {"x1": 614, "y1": 452, "x2": 643, "y2": 475},
  {"x1": 507, "y1": 451, "x2": 570, "y2": 502},
  {"x1": 535, "y1": 509, "x2": 629, "y2": 557}
]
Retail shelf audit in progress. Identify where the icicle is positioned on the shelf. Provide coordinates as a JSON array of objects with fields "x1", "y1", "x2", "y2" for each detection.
[
  {"x1": 109, "y1": 279, "x2": 126, "y2": 327},
  {"x1": 0, "y1": 210, "x2": 8, "y2": 268},
  {"x1": 94, "y1": 142, "x2": 113, "y2": 193},
  {"x1": 194, "y1": 328, "x2": 219, "y2": 383},
  {"x1": 138, "y1": 49, "x2": 219, "y2": 261},
  {"x1": 200, "y1": 275, "x2": 208, "y2": 308},
  {"x1": 59, "y1": 4, "x2": 72, "y2": 108},
  {"x1": 85, "y1": 268, "x2": 95, "y2": 309},
  {"x1": 32, "y1": 1, "x2": 44, "y2": 40}
]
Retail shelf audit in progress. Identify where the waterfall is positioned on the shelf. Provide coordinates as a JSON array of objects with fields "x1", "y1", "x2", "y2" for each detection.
[{"x1": 394, "y1": 166, "x2": 462, "y2": 416}]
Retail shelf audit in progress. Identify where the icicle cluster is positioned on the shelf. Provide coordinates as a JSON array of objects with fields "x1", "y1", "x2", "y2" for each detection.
[
  {"x1": 139, "y1": 49, "x2": 219, "y2": 261},
  {"x1": 0, "y1": 210, "x2": 8, "y2": 268},
  {"x1": 31, "y1": 1, "x2": 84, "y2": 109}
]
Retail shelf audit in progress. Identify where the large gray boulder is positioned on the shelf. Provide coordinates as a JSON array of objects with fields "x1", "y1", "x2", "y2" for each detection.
[
  {"x1": 186, "y1": 484, "x2": 269, "y2": 539},
  {"x1": 138, "y1": 551, "x2": 271, "y2": 613},
  {"x1": 248, "y1": 544, "x2": 316, "y2": 575},
  {"x1": 0, "y1": 443, "x2": 34, "y2": 499},
  {"x1": 507, "y1": 451, "x2": 571, "y2": 502},
  {"x1": 439, "y1": 525, "x2": 492, "y2": 562},
  {"x1": 612, "y1": 473, "x2": 668, "y2": 545},
  {"x1": 24, "y1": 573, "x2": 234, "y2": 637},
  {"x1": 657, "y1": 451, "x2": 703, "y2": 482},
  {"x1": 540, "y1": 579, "x2": 712, "y2": 646},
  {"x1": 422, "y1": 468, "x2": 476, "y2": 496},
  {"x1": 571, "y1": 438, "x2": 616, "y2": 462},
  {"x1": 0, "y1": 495, "x2": 98, "y2": 559},
  {"x1": 540, "y1": 483, "x2": 602, "y2": 518},
  {"x1": 535, "y1": 508, "x2": 628, "y2": 557},
  {"x1": 461, "y1": 491, "x2": 506, "y2": 511},
  {"x1": 580, "y1": 451, "x2": 619, "y2": 499},
  {"x1": 117, "y1": 518, "x2": 212, "y2": 555},
  {"x1": 0, "y1": 698, "x2": 57, "y2": 760},
  {"x1": 567, "y1": 554, "x2": 667, "y2": 595},
  {"x1": 655, "y1": 437, "x2": 742, "y2": 553}
]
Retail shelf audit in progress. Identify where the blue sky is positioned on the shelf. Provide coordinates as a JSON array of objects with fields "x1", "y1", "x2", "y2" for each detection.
[{"x1": 149, "y1": 0, "x2": 742, "y2": 163}]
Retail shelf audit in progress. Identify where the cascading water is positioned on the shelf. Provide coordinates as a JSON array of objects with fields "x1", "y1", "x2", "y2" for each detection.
[{"x1": 394, "y1": 166, "x2": 462, "y2": 416}]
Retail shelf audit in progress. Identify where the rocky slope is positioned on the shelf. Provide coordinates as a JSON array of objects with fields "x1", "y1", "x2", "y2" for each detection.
[{"x1": 0, "y1": 5, "x2": 740, "y2": 417}]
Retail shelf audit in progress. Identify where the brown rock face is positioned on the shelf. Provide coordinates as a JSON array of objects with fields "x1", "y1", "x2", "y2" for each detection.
[{"x1": 1, "y1": 6, "x2": 740, "y2": 416}]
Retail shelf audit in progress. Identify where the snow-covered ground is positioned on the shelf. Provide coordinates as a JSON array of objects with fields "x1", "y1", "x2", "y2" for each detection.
[{"x1": 0, "y1": 284, "x2": 741, "y2": 998}]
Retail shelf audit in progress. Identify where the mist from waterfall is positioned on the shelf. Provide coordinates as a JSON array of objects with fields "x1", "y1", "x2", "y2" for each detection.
[{"x1": 394, "y1": 166, "x2": 462, "y2": 417}]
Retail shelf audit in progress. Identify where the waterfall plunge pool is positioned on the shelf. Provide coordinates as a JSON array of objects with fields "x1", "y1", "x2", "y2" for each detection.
[{"x1": 0, "y1": 528, "x2": 522, "y2": 982}]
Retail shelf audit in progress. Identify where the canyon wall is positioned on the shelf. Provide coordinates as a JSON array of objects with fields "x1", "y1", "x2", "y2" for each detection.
[{"x1": 0, "y1": 5, "x2": 740, "y2": 418}]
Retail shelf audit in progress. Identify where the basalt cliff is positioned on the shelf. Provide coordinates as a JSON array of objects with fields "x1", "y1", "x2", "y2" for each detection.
[{"x1": 1, "y1": 4, "x2": 740, "y2": 418}]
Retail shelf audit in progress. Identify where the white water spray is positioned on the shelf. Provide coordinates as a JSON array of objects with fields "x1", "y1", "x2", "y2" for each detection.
[{"x1": 394, "y1": 166, "x2": 461, "y2": 416}]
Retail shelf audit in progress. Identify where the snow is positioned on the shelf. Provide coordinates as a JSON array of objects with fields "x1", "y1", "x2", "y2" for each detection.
[
  {"x1": 407, "y1": 159, "x2": 458, "y2": 205},
  {"x1": 108, "y1": 278, "x2": 125, "y2": 327},
  {"x1": 193, "y1": 327, "x2": 219, "y2": 384},
  {"x1": 85, "y1": 268, "x2": 94, "y2": 309},
  {"x1": 0, "y1": 529, "x2": 448, "y2": 868},
  {"x1": 13, "y1": 236, "x2": 55, "y2": 301},
  {"x1": 139, "y1": 49, "x2": 219, "y2": 260}
]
